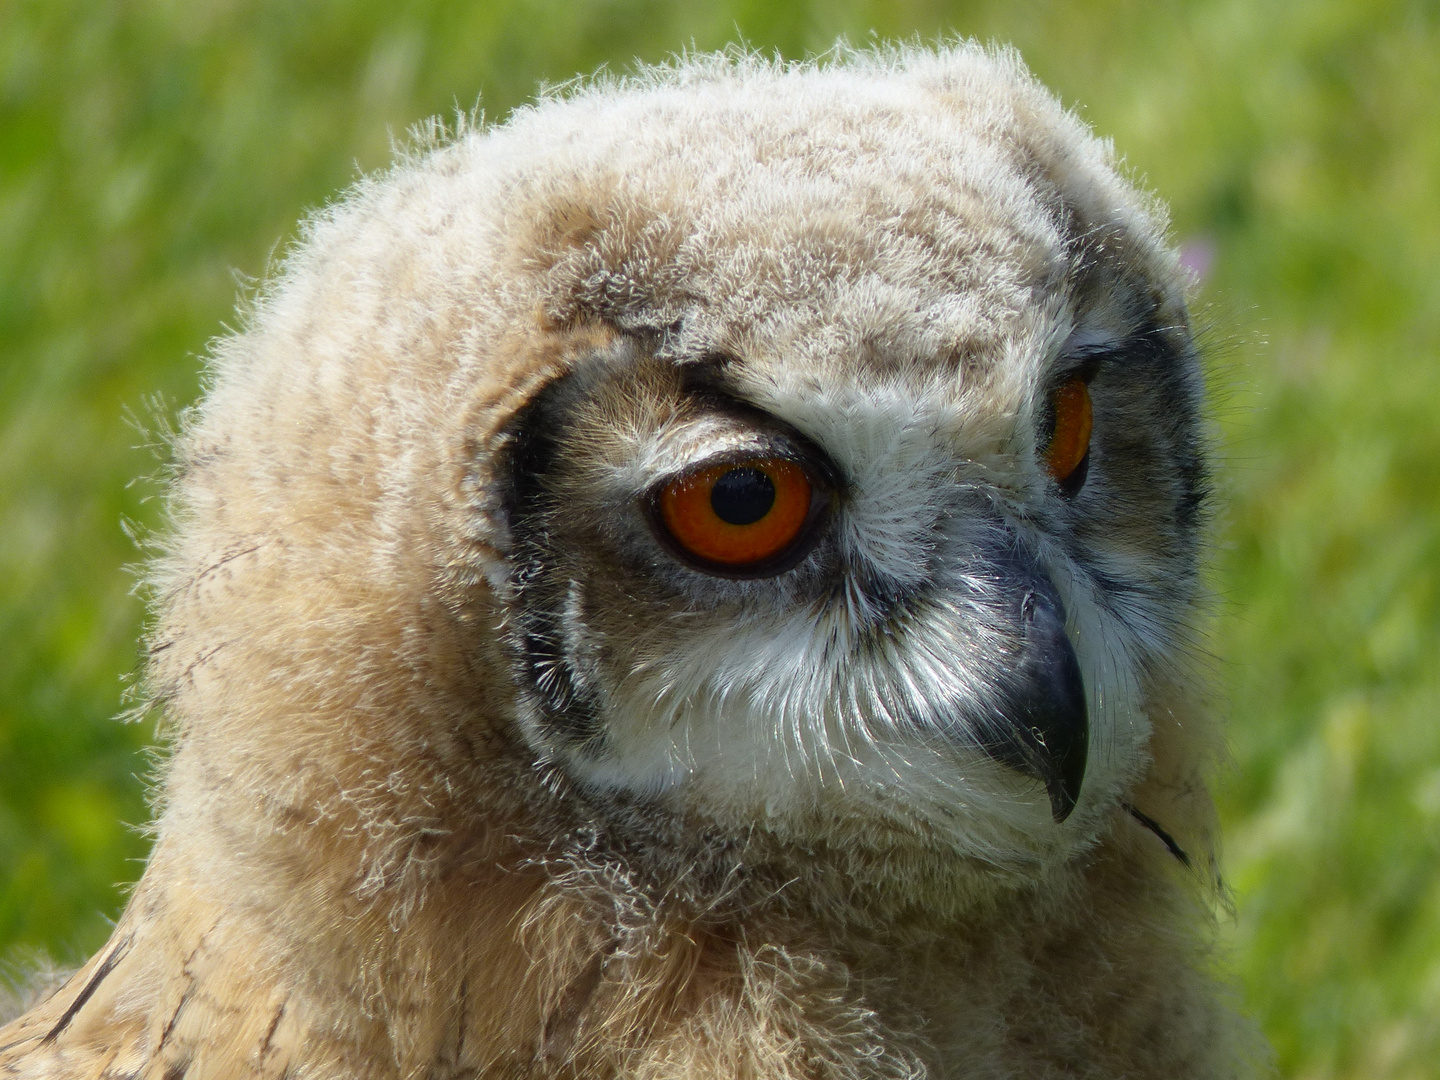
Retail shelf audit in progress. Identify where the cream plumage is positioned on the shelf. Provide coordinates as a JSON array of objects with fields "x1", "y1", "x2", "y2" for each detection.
[{"x1": 1, "y1": 43, "x2": 1263, "y2": 1078}]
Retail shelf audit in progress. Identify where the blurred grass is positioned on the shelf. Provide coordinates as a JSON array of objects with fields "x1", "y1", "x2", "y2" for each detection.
[{"x1": 2, "y1": 1, "x2": 1437, "y2": 1076}]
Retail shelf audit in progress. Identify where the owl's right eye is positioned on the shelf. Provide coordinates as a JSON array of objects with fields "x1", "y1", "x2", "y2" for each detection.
[{"x1": 653, "y1": 456, "x2": 823, "y2": 577}]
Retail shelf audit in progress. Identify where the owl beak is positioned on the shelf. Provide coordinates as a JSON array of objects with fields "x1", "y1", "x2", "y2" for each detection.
[{"x1": 976, "y1": 562, "x2": 1089, "y2": 824}]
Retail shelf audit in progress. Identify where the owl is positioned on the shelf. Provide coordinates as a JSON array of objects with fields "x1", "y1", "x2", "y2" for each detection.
[{"x1": 0, "y1": 43, "x2": 1263, "y2": 1079}]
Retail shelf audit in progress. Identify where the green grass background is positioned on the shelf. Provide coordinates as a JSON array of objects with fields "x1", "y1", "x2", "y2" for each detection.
[{"x1": 2, "y1": 0, "x2": 1438, "y2": 1075}]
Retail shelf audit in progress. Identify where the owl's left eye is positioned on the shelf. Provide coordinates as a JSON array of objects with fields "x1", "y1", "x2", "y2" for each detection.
[
  {"x1": 653, "y1": 456, "x2": 822, "y2": 576},
  {"x1": 1043, "y1": 377, "x2": 1093, "y2": 494}
]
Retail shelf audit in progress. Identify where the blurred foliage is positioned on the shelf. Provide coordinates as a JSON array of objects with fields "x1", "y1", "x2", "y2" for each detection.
[{"x1": 2, "y1": 0, "x2": 1438, "y2": 1075}]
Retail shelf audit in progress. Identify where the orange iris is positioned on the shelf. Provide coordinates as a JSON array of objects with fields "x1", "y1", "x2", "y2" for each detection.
[
  {"x1": 658, "y1": 457, "x2": 813, "y2": 568},
  {"x1": 1044, "y1": 378, "x2": 1093, "y2": 484}
]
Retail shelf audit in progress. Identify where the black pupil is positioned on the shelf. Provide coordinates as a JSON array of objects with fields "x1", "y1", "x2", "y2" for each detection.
[{"x1": 710, "y1": 467, "x2": 776, "y2": 526}]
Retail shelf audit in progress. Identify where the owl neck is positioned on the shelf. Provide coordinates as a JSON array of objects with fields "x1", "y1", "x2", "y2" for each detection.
[{"x1": 4, "y1": 797, "x2": 1245, "y2": 1078}]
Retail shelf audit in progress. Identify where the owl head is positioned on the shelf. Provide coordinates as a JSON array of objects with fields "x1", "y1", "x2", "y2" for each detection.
[{"x1": 151, "y1": 43, "x2": 1209, "y2": 919}]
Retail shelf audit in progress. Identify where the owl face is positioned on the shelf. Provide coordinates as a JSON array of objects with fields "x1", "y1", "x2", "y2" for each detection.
[
  {"x1": 491, "y1": 309, "x2": 1201, "y2": 871},
  {"x1": 439, "y1": 54, "x2": 1210, "y2": 876}
]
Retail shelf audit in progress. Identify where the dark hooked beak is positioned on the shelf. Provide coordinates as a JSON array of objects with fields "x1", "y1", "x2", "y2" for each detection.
[{"x1": 976, "y1": 554, "x2": 1089, "y2": 823}]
